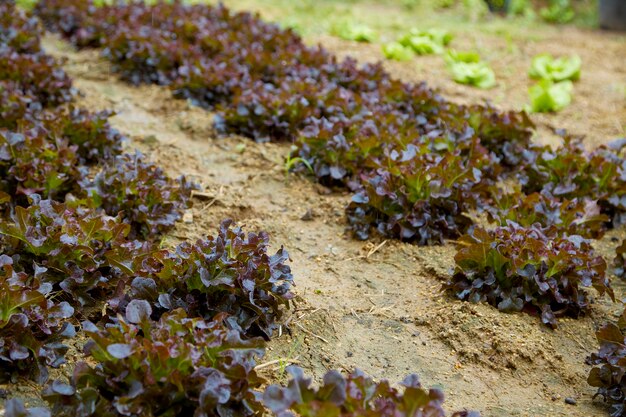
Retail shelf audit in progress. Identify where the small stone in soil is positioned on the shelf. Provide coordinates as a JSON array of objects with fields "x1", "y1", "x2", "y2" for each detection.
[
  {"x1": 347, "y1": 351, "x2": 353, "y2": 357},
  {"x1": 300, "y1": 209, "x2": 315, "y2": 221},
  {"x1": 564, "y1": 397, "x2": 577, "y2": 405}
]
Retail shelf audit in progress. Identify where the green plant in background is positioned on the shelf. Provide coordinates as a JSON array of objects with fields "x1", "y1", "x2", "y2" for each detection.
[
  {"x1": 540, "y1": 0, "x2": 575, "y2": 23},
  {"x1": 507, "y1": 0, "x2": 534, "y2": 17},
  {"x1": 445, "y1": 49, "x2": 481, "y2": 65},
  {"x1": 529, "y1": 53, "x2": 581, "y2": 82},
  {"x1": 398, "y1": 28, "x2": 452, "y2": 55},
  {"x1": 436, "y1": 0, "x2": 457, "y2": 8},
  {"x1": 445, "y1": 49, "x2": 496, "y2": 88},
  {"x1": 382, "y1": 42, "x2": 415, "y2": 61},
  {"x1": 463, "y1": 0, "x2": 490, "y2": 20},
  {"x1": 330, "y1": 19, "x2": 376, "y2": 42},
  {"x1": 528, "y1": 79, "x2": 573, "y2": 112}
]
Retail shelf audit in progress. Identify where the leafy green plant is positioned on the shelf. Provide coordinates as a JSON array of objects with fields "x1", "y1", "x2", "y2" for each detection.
[
  {"x1": 528, "y1": 79, "x2": 573, "y2": 112},
  {"x1": 540, "y1": 0, "x2": 575, "y2": 23},
  {"x1": 345, "y1": 143, "x2": 487, "y2": 245},
  {"x1": 112, "y1": 220, "x2": 294, "y2": 339},
  {"x1": 445, "y1": 49, "x2": 481, "y2": 65},
  {"x1": 330, "y1": 19, "x2": 376, "y2": 42},
  {"x1": 0, "y1": 197, "x2": 149, "y2": 306},
  {"x1": 382, "y1": 42, "x2": 414, "y2": 61},
  {"x1": 486, "y1": 187, "x2": 609, "y2": 239},
  {"x1": 448, "y1": 62, "x2": 496, "y2": 89},
  {"x1": 445, "y1": 223, "x2": 614, "y2": 327},
  {"x1": 0, "y1": 255, "x2": 75, "y2": 383},
  {"x1": 445, "y1": 50, "x2": 495, "y2": 89},
  {"x1": 587, "y1": 306, "x2": 626, "y2": 417},
  {"x1": 0, "y1": 51, "x2": 73, "y2": 107},
  {"x1": 0, "y1": 129, "x2": 81, "y2": 201},
  {"x1": 81, "y1": 152, "x2": 195, "y2": 239},
  {"x1": 518, "y1": 136, "x2": 626, "y2": 226},
  {"x1": 42, "y1": 309, "x2": 266, "y2": 417},
  {"x1": 0, "y1": 2, "x2": 43, "y2": 53},
  {"x1": 529, "y1": 54, "x2": 581, "y2": 82},
  {"x1": 264, "y1": 366, "x2": 479, "y2": 417},
  {"x1": 398, "y1": 29, "x2": 452, "y2": 55}
]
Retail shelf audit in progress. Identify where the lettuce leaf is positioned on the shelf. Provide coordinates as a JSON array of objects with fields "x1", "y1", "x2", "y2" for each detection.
[
  {"x1": 448, "y1": 61, "x2": 496, "y2": 89},
  {"x1": 528, "y1": 79, "x2": 573, "y2": 113},
  {"x1": 398, "y1": 28, "x2": 451, "y2": 55},
  {"x1": 331, "y1": 19, "x2": 376, "y2": 42},
  {"x1": 529, "y1": 54, "x2": 581, "y2": 82},
  {"x1": 382, "y1": 42, "x2": 414, "y2": 61}
]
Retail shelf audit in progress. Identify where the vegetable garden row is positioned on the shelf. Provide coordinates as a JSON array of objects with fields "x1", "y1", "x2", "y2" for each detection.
[
  {"x1": 0, "y1": 0, "x2": 625, "y2": 415},
  {"x1": 0, "y1": 1, "x2": 482, "y2": 416}
]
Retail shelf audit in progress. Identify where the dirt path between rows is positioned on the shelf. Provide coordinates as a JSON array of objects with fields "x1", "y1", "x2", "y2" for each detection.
[{"x1": 39, "y1": 34, "x2": 626, "y2": 417}]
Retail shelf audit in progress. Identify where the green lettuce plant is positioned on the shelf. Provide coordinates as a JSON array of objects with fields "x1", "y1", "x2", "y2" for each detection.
[
  {"x1": 528, "y1": 79, "x2": 573, "y2": 113},
  {"x1": 382, "y1": 42, "x2": 414, "y2": 61},
  {"x1": 529, "y1": 54, "x2": 581, "y2": 82}
]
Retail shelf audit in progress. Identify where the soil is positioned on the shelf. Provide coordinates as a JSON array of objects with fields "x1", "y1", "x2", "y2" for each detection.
[{"x1": 1, "y1": 19, "x2": 625, "y2": 417}]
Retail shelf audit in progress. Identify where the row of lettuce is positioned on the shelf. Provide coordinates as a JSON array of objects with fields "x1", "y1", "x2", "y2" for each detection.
[
  {"x1": 0, "y1": 1, "x2": 480, "y2": 416},
  {"x1": 34, "y1": 1, "x2": 626, "y2": 318},
  {"x1": 31, "y1": 0, "x2": 626, "y2": 414}
]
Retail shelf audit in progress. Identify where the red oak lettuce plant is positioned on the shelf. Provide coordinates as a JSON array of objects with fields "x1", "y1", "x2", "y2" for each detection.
[
  {"x1": 520, "y1": 136, "x2": 626, "y2": 227},
  {"x1": 42, "y1": 309, "x2": 266, "y2": 417},
  {"x1": 81, "y1": 152, "x2": 194, "y2": 239},
  {"x1": 445, "y1": 223, "x2": 614, "y2": 327},
  {"x1": 0, "y1": 196, "x2": 151, "y2": 306},
  {"x1": 0, "y1": 255, "x2": 75, "y2": 384},
  {"x1": 112, "y1": 220, "x2": 294, "y2": 339},
  {"x1": 486, "y1": 188, "x2": 609, "y2": 239},
  {"x1": 264, "y1": 366, "x2": 479, "y2": 417},
  {"x1": 587, "y1": 307, "x2": 626, "y2": 417}
]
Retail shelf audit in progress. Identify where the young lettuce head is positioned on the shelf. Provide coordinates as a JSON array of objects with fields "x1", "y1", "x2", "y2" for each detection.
[
  {"x1": 382, "y1": 42, "x2": 415, "y2": 61},
  {"x1": 528, "y1": 79, "x2": 573, "y2": 113},
  {"x1": 529, "y1": 54, "x2": 581, "y2": 82}
]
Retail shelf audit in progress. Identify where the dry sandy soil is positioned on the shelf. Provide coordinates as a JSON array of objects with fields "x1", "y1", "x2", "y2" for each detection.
[{"x1": 1, "y1": 11, "x2": 625, "y2": 417}]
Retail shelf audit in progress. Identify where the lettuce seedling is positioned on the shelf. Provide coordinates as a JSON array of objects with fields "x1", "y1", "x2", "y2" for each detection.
[
  {"x1": 42, "y1": 309, "x2": 266, "y2": 417},
  {"x1": 0, "y1": 2, "x2": 43, "y2": 54},
  {"x1": 445, "y1": 49, "x2": 481, "y2": 65},
  {"x1": 0, "y1": 128, "x2": 81, "y2": 201},
  {"x1": 445, "y1": 50, "x2": 495, "y2": 89},
  {"x1": 346, "y1": 143, "x2": 486, "y2": 245},
  {"x1": 528, "y1": 79, "x2": 573, "y2": 112},
  {"x1": 446, "y1": 223, "x2": 614, "y2": 327},
  {"x1": 399, "y1": 34, "x2": 444, "y2": 55},
  {"x1": 81, "y1": 152, "x2": 195, "y2": 239},
  {"x1": 112, "y1": 220, "x2": 294, "y2": 339},
  {"x1": 487, "y1": 187, "x2": 609, "y2": 239},
  {"x1": 448, "y1": 62, "x2": 496, "y2": 89},
  {"x1": 331, "y1": 19, "x2": 376, "y2": 42},
  {"x1": 529, "y1": 54, "x2": 581, "y2": 82},
  {"x1": 382, "y1": 42, "x2": 414, "y2": 61},
  {"x1": 0, "y1": 255, "x2": 75, "y2": 383},
  {"x1": 587, "y1": 306, "x2": 626, "y2": 417},
  {"x1": 398, "y1": 28, "x2": 452, "y2": 55},
  {"x1": 0, "y1": 197, "x2": 150, "y2": 306},
  {"x1": 519, "y1": 136, "x2": 626, "y2": 226},
  {"x1": 264, "y1": 366, "x2": 479, "y2": 417}
]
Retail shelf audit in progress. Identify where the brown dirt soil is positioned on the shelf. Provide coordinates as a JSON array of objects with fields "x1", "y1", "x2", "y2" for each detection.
[{"x1": 1, "y1": 24, "x2": 625, "y2": 416}]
